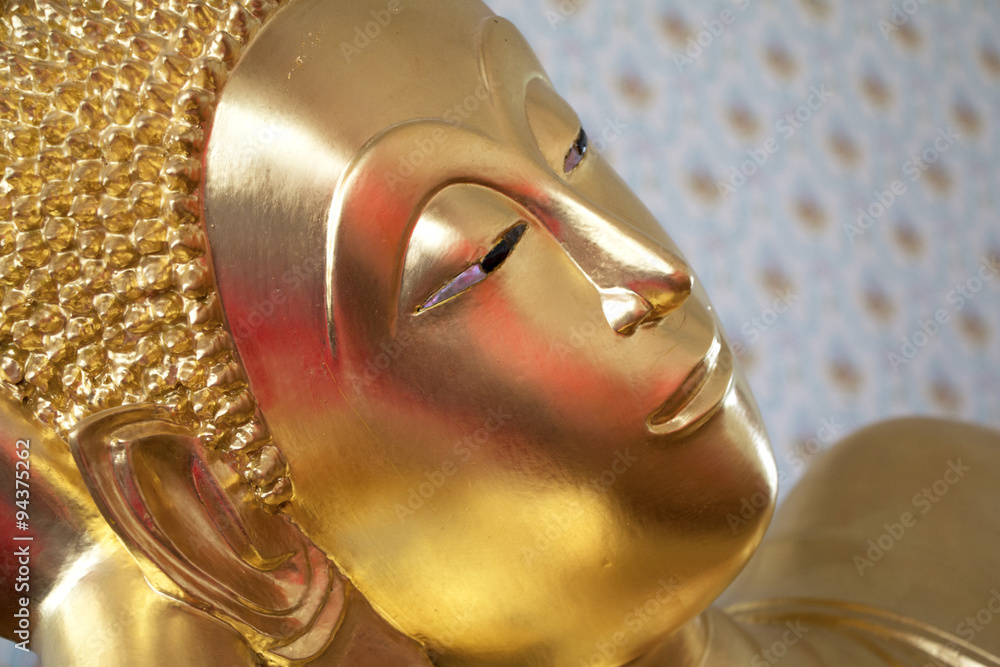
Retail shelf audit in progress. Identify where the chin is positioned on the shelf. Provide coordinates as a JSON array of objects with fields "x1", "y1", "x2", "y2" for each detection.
[{"x1": 690, "y1": 367, "x2": 777, "y2": 561}]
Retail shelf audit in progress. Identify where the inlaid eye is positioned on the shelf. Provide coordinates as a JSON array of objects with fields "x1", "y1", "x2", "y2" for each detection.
[
  {"x1": 563, "y1": 127, "x2": 588, "y2": 172},
  {"x1": 418, "y1": 223, "x2": 528, "y2": 313}
]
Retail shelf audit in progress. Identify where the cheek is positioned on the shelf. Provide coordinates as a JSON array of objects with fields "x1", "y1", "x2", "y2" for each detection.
[
  {"x1": 383, "y1": 281, "x2": 644, "y2": 445},
  {"x1": 341, "y1": 220, "x2": 727, "y2": 483}
]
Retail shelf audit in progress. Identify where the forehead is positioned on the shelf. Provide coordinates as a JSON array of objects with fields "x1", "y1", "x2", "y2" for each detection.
[
  {"x1": 231, "y1": 0, "x2": 545, "y2": 151},
  {"x1": 203, "y1": 0, "x2": 552, "y2": 357}
]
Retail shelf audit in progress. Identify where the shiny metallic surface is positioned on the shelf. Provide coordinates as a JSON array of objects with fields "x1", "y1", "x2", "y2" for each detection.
[
  {"x1": 0, "y1": 1, "x2": 998, "y2": 666},
  {"x1": 68, "y1": 404, "x2": 346, "y2": 660},
  {"x1": 205, "y1": 1, "x2": 771, "y2": 663}
]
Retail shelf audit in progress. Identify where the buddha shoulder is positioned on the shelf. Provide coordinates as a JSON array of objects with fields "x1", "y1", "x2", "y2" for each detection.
[{"x1": 725, "y1": 417, "x2": 1000, "y2": 660}]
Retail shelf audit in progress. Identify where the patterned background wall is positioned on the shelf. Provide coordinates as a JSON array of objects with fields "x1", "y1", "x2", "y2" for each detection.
[
  {"x1": 484, "y1": 0, "x2": 1000, "y2": 496},
  {"x1": 1, "y1": 2, "x2": 998, "y2": 665}
]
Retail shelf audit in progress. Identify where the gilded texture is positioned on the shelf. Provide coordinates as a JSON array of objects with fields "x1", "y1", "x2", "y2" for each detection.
[
  {"x1": 4, "y1": 2, "x2": 1000, "y2": 666},
  {"x1": 0, "y1": 0, "x2": 291, "y2": 506}
]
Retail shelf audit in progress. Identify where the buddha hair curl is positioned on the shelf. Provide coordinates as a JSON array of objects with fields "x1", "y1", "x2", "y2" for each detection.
[{"x1": 0, "y1": 0, "x2": 293, "y2": 507}]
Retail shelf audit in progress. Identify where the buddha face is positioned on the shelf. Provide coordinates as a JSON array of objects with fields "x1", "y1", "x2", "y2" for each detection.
[{"x1": 205, "y1": 1, "x2": 776, "y2": 665}]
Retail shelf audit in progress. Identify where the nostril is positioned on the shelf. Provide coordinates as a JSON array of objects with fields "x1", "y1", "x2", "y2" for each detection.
[
  {"x1": 642, "y1": 270, "x2": 693, "y2": 319},
  {"x1": 599, "y1": 287, "x2": 652, "y2": 334},
  {"x1": 599, "y1": 270, "x2": 692, "y2": 335}
]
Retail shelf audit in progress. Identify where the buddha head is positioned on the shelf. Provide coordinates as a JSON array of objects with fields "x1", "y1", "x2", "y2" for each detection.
[{"x1": 0, "y1": 1, "x2": 776, "y2": 665}]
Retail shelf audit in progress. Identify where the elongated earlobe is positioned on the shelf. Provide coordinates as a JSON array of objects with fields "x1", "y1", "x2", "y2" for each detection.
[{"x1": 68, "y1": 405, "x2": 345, "y2": 662}]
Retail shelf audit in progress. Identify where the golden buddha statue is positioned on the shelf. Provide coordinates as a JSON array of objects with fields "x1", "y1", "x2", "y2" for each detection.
[{"x1": 0, "y1": 0, "x2": 998, "y2": 665}]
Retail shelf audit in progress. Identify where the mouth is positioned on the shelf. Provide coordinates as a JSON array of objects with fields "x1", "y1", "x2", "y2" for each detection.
[{"x1": 646, "y1": 336, "x2": 735, "y2": 436}]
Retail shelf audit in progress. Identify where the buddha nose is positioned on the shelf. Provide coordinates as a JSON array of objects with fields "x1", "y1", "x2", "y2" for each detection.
[
  {"x1": 598, "y1": 278, "x2": 689, "y2": 334},
  {"x1": 595, "y1": 255, "x2": 692, "y2": 334},
  {"x1": 536, "y1": 190, "x2": 693, "y2": 335}
]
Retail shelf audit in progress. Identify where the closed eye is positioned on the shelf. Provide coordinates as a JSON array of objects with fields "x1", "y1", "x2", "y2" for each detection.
[
  {"x1": 417, "y1": 222, "x2": 528, "y2": 313},
  {"x1": 563, "y1": 127, "x2": 588, "y2": 172}
]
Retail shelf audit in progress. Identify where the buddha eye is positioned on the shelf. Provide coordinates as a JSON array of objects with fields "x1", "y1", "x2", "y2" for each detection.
[
  {"x1": 417, "y1": 222, "x2": 528, "y2": 313},
  {"x1": 563, "y1": 127, "x2": 588, "y2": 172}
]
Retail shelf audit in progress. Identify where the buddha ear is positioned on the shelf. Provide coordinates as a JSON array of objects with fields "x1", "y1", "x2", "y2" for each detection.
[{"x1": 68, "y1": 404, "x2": 345, "y2": 663}]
